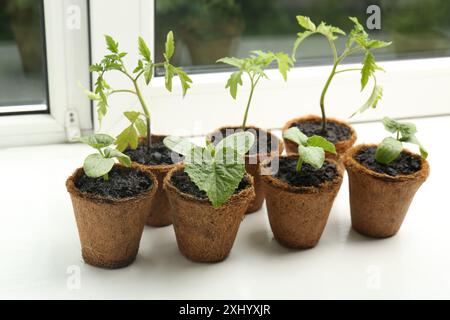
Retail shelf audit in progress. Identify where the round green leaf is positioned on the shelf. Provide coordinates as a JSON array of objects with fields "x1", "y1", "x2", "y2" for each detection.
[
  {"x1": 375, "y1": 137, "x2": 402, "y2": 164},
  {"x1": 79, "y1": 134, "x2": 115, "y2": 149},
  {"x1": 83, "y1": 154, "x2": 115, "y2": 178}
]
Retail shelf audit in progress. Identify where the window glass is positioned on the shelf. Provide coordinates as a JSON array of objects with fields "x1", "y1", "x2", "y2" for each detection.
[
  {"x1": 0, "y1": 0, "x2": 48, "y2": 111},
  {"x1": 155, "y1": 0, "x2": 450, "y2": 74}
]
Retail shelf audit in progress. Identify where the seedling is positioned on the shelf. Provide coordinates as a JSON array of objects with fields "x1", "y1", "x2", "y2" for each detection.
[
  {"x1": 79, "y1": 133, "x2": 131, "y2": 181},
  {"x1": 283, "y1": 127, "x2": 336, "y2": 172},
  {"x1": 375, "y1": 117, "x2": 428, "y2": 165},
  {"x1": 292, "y1": 16, "x2": 391, "y2": 131},
  {"x1": 217, "y1": 50, "x2": 293, "y2": 130},
  {"x1": 164, "y1": 132, "x2": 255, "y2": 207},
  {"x1": 84, "y1": 31, "x2": 192, "y2": 150}
]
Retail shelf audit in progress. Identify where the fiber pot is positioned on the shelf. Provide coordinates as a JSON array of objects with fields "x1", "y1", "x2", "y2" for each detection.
[
  {"x1": 207, "y1": 125, "x2": 284, "y2": 214},
  {"x1": 261, "y1": 156, "x2": 344, "y2": 249},
  {"x1": 343, "y1": 144, "x2": 430, "y2": 238},
  {"x1": 164, "y1": 166, "x2": 255, "y2": 263},
  {"x1": 127, "y1": 135, "x2": 179, "y2": 227},
  {"x1": 282, "y1": 115, "x2": 357, "y2": 156},
  {"x1": 66, "y1": 164, "x2": 158, "y2": 269}
]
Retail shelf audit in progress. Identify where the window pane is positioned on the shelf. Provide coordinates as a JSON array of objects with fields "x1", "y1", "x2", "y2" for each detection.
[
  {"x1": 0, "y1": 0, "x2": 48, "y2": 110},
  {"x1": 155, "y1": 0, "x2": 450, "y2": 74}
]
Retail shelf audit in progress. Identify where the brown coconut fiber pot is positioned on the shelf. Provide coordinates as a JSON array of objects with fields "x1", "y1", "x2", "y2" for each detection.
[
  {"x1": 343, "y1": 144, "x2": 430, "y2": 238},
  {"x1": 282, "y1": 115, "x2": 357, "y2": 157},
  {"x1": 129, "y1": 135, "x2": 179, "y2": 227},
  {"x1": 164, "y1": 166, "x2": 255, "y2": 263},
  {"x1": 207, "y1": 125, "x2": 284, "y2": 214},
  {"x1": 66, "y1": 164, "x2": 158, "y2": 269},
  {"x1": 261, "y1": 156, "x2": 344, "y2": 249}
]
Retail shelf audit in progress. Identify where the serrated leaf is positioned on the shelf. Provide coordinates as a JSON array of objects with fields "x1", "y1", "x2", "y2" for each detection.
[
  {"x1": 367, "y1": 40, "x2": 392, "y2": 49},
  {"x1": 317, "y1": 22, "x2": 345, "y2": 40},
  {"x1": 225, "y1": 70, "x2": 243, "y2": 99},
  {"x1": 292, "y1": 31, "x2": 313, "y2": 61},
  {"x1": 164, "y1": 31, "x2": 175, "y2": 60},
  {"x1": 375, "y1": 137, "x2": 402, "y2": 164},
  {"x1": 104, "y1": 35, "x2": 119, "y2": 53},
  {"x1": 143, "y1": 63, "x2": 153, "y2": 85},
  {"x1": 299, "y1": 145, "x2": 325, "y2": 169},
  {"x1": 89, "y1": 64, "x2": 103, "y2": 73},
  {"x1": 83, "y1": 154, "x2": 115, "y2": 178},
  {"x1": 97, "y1": 99, "x2": 107, "y2": 124},
  {"x1": 116, "y1": 125, "x2": 138, "y2": 151},
  {"x1": 296, "y1": 15, "x2": 316, "y2": 31},
  {"x1": 351, "y1": 85, "x2": 383, "y2": 117},
  {"x1": 307, "y1": 135, "x2": 336, "y2": 154},
  {"x1": 164, "y1": 63, "x2": 174, "y2": 92},
  {"x1": 275, "y1": 52, "x2": 293, "y2": 81},
  {"x1": 174, "y1": 67, "x2": 192, "y2": 97},
  {"x1": 79, "y1": 133, "x2": 115, "y2": 149},
  {"x1": 103, "y1": 147, "x2": 131, "y2": 167},
  {"x1": 133, "y1": 60, "x2": 143, "y2": 73},
  {"x1": 217, "y1": 57, "x2": 244, "y2": 68},
  {"x1": 138, "y1": 36, "x2": 151, "y2": 62},
  {"x1": 283, "y1": 127, "x2": 308, "y2": 146},
  {"x1": 135, "y1": 118, "x2": 147, "y2": 137},
  {"x1": 124, "y1": 111, "x2": 140, "y2": 122},
  {"x1": 361, "y1": 51, "x2": 376, "y2": 91}
]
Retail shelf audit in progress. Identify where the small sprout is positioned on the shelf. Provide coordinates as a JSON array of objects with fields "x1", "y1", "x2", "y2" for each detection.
[
  {"x1": 283, "y1": 127, "x2": 336, "y2": 172},
  {"x1": 79, "y1": 133, "x2": 131, "y2": 181},
  {"x1": 375, "y1": 117, "x2": 428, "y2": 165},
  {"x1": 292, "y1": 15, "x2": 391, "y2": 131},
  {"x1": 217, "y1": 50, "x2": 293, "y2": 130},
  {"x1": 86, "y1": 31, "x2": 192, "y2": 151},
  {"x1": 164, "y1": 132, "x2": 255, "y2": 208}
]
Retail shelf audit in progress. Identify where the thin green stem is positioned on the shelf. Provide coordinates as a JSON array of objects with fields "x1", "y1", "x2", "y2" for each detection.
[
  {"x1": 242, "y1": 74, "x2": 256, "y2": 130},
  {"x1": 335, "y1": 68, "x2": 362, "y2": 74},
  {"x1": 110, "y1": 89, "x2": 136, "y2": 95},
  {"x1": 102, "y1": 173, "x2": 109, "y2": 181},
  {"x1": 319, "y1": 61, "x2": 338, "y2": 132}
]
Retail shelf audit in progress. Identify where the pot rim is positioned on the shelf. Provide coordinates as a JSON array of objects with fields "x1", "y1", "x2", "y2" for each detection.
[
  {"x1": 261, "y1": 155, "x2": 344, "y2": 194},
  {"x1": 163, "y1": 164, "x2": 255, "y2": 208},
  {"x1": 342, "y1": 143, "x2": 430, "y2": 182},
  {"x1": 206, "y1": 125, "x2": 284, "y2": 160},
  {"x1": 66, "y1": 163, "x2": 158, "y2": 204},
  {"x1": 281, "y1": 114, "x2": 357, "y2": 147}
]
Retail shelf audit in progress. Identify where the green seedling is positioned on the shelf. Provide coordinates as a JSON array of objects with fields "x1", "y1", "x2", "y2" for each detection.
[
  {"x1": 375, "y1": 117, "x2": 428, "y2": 164},
  {"x1": 164, "y1": 132, "x2": 255, "y2": 208},
  {"x1": 79, "y1": 133, "x2": 131, "y2": 181},
  {"x1": 292, "y1": 15, "x2": 391, "y2": 131},
  {"x1": 283, "y1": 127, "x2": 336, "y2": 172},
  {"x1": 84, "y1": 31, "x2": 192, "y2": 150},
  {"x1": 217, "y1": 50, "x2": 293, "y2": 130}
]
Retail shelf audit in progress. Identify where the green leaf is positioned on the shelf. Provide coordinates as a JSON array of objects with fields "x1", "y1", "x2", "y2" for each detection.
[
  {"x1": 143, "y1": 63, "x2": 153, "y2": 85},
  {"x1": 275, "y1": 52, "x2": 293, "y2": 81},
  {"x1": 215, "y1": 132, "x2": 255, "y2": 157},
  {"x1": 375, "y1": 137, "x2": 403, "y2": 164},
  {"x1": 351, "y1": 85, "x2": 383, "y2": 117},
  {"x1": 104, "y1": 35, "x2": 119, "y2": 53},
  {"x1": 163, "y1": 136, "x2": 200, "y2": 156},
  {"x1": 174, "y1": 67, "x2": 192, "y2": 97},
  {"x1": 225, "y1": 70, "x2": 243, "y2": 99},
  {"x1": 133, "y1": 59, "x2": 144, "y2": 73},
  {"x1": 361, "y1": 51, "x2": 376, "y2": 91},
  {"x1": 292, "y1": 31, "x2": 313, "y2": 61},
  {"x1": 89, "y1": 63, "x2": 103, "y2": 73},
  {"x1": 307, "y1": 135, "x2": 337, "y2": 154},
  {"x1": 97, "y1": 99, "x2": 108, "y2": 124},
  {"x1": 299, "y1": 145, "x2": 325, "y2": 169},
  {"x1": 398, "y1": 122, "x2": 417, "y2": 139},
  {"x1": 296, "y1": 16, "x2": 316, "y2": 31},
  {"x1": 116, "y1": 125, "x2": 138, "y2": 152},
  {"x1": 164, "y1": 31, "x2": 175, "y2": 60},
  {"x1": 164, "y1": 63, "x2": 174, "y2": 92},
  {"x1": 283, "y1": 127, "x2": 308, "y2": 146},
  {"x1": 401, "y1": 134, "x2": 428, "y2": 159},
  {"x1": 135, "y1": 118, "x2": 147, "y2": 137},
  {"x1": 83, "y1": 153, "x2": 115, "y2": 178},
  {"x1": 124, "y1": 111, "x2": 140, "y2": 122},
  {"x1": 79, "y1": 133, "x2": 115, "y2": 149},
  {"x1": 382, "y1": 117, "x2": 399, "y2": 133},
  {"x1": 103, "y1": 147, "x2": 131, "y2": 167},
  {"x1": 317, "y1": 22, "x2": 345, "y2": 40},
  {"x1": 217, "y1": 57, "x2": 244, "y2": 68},
  {"x1": 185, "y1": 158, "x2": 246, "y2": 208},
  {"x1": 138, "y1": 36, "x2": 151, "y2": 62},
  {"x1": 367, "y1": 40, "x2": 392, "y2": 49}
]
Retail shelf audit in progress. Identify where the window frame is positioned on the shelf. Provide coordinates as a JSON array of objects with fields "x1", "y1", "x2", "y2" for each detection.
[{"x1": 0, "y1": 0, "x2": 92, "y2": 148}]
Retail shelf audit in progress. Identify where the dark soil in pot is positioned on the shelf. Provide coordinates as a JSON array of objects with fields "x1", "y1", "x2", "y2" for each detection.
[
  {"x1": 66, "y1": 164, "x2": 158, "y2": 269},
  {"x1": 343, "y1": 144, "x2": 430, "y2": 238},
  {"x1": 164, "y1": 166, "x2": 255, "y2": 263},
  {"x1": 261, "y1": 156, "x2": 344, "y2": 249},
  {"x1": 207, "y1": 126, "x2": 284, "y2": 214},
  {"x1": 123, "y1": 135, "x2": 182, "y2": 227},
  {"x1": 282, "y1": 115, "x2": 357, "y2": 156}
]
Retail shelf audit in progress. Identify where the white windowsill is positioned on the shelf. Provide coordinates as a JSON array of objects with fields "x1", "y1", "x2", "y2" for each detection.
[{"x1": 0, "y1": 115, "x2": 448, "y2": 299}]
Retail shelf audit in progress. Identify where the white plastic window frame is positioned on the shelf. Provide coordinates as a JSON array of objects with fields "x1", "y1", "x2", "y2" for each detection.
[
  {"x1": 90, "y1": 0, "x2": 450, "y2": 139},
  {"x1": 0, "y1": 0, "x2": 92, "y2": 148}
]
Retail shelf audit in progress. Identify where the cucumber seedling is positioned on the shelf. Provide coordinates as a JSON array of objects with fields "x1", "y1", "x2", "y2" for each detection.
[
  {"x1": 217, "y1": 50, "x2": 293, "y2": 130},
  {"x1": 79, "y1": 133, "x2": 131, "y2": 181},
  {"x1": 84, "y1": 31, "x2": 192, "y2": 150},
  {"x1": 375, "y1": 117, "x2": 428, "y2": 165},
  {"x1": 292, "y1": 16, "x2": 391, "y2": 131},
  {"x1": 283, "y1": 127, "x2": 336, "y2": 172},
  {"x1": 164, "y1": 132, "x2": 255, "y2": 207}
]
